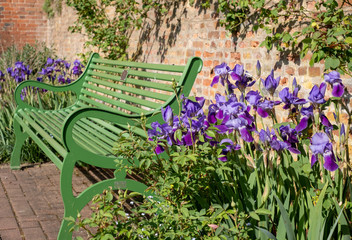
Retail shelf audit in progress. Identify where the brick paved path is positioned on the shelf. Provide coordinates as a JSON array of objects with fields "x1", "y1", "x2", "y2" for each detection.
[{"x1": 0, "y1": 163, "x2": 113, "y2": 240}]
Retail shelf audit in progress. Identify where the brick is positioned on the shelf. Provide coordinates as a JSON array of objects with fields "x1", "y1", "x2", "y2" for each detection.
[
  {"x1": 281, "y1": 77, "x2": 288, "y2": 85},
  {"x1": 192, "y1": 41, "x2": 203, "y2": 48},
  {"x1": 0, "y1": 217, "x2": 18, "y2": 230},
  {"x1": 0, "y1": 229, "x2": 22, "y2": 240},
  {"x1": 203, "y1": 51, "x2": 215, "y2": 58},
  {"x1": 243, "y1": 52, "x2": 251, "y2": 59},
  {"x1": 286, "y1": 67, "x2": 295, "y2": 76},
  {"x1": 195, "y1": 50, "x2": 202, "y2": 57},
  {"x1": 298, "y1": 66, "x2": 307, "y2": 76},
  {"x1": 204, "y1": 60, "x2": 213, "y2": 67},
  {"x1": 250, "y1": 41, "x2": 259, "y2": 48},
  {"x1": 230, "y1": 52, "x2": 241, "y2": 60},
  {"x1": 220, "y1": 31, "x2": 226, "y2": 39},
  {"x1": 22, "y1": 227, "x2": 47, "y2": 240},
  {"x1": 225, "y1": 40, "x2": 232, "y2": 48},
  {"x1": 309, "y1": 67, "x2": 321, "y2": 77},
  {"x1": 208, "y1": 31, "x2": 219, "y2": 39},
  {"x1": 186, "y1": 49, "x2": 194, "y2": 57},
  {"x1": 239, "y1": 41, "x2": 247, "y2": 48}
]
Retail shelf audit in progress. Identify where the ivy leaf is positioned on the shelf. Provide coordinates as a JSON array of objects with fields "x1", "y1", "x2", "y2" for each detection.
[
  {"x1": 325, "y1": 57, "x2": 340, "y2": 69},
  {"x1": 282, "y1": 33, "x2": 292, "y2": 43}
]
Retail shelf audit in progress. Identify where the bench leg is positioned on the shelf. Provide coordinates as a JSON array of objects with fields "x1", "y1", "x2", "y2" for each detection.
[
  {"x1": 57, "y1": 153, "x2": 154, "y2": 239},
  {"x1": 10, "y1": 118, "x2": 28, "y2": 170}
]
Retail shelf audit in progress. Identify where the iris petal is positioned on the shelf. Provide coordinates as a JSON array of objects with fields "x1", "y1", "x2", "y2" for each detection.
[
  {"x1": 323, "y1": 151, "x2": 339, "y2": 171},
  {"x1": 332, "y1": 82, "x2": 344, "y2": 97},
  {"x1": 211, "y1": 75, "x2": 219, "y2": 87},
  {"x1": 296, "y1": 116, "x2": 308, "y2": 132}
]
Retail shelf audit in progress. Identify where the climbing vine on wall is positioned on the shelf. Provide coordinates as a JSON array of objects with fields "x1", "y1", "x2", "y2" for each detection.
[
  {"x1": 43, "y1": 0, "x2": 63, "y2": 18},
  {"x1": 217, "y1": 0, "x2": 352, "y2": 75},
  {"x1": 65, "y1": 0, "x2": 169, "y2": 60}
]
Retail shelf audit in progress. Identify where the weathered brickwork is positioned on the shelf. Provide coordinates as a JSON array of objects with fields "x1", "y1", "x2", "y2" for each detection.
[
  {"x1": 0, "y1": 0, "x2": 47, "y2": 51},
  {"x1": 1, "y1": 1, "x2": 352, "y2": 140}
]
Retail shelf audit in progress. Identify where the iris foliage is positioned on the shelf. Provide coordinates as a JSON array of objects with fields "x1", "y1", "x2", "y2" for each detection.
[
  {"x1": 74, "y1": 62, "x2": 352, "y2": 239},
  {"x1": 0, "y1": 44, "x2": 84, "y2": 163}
]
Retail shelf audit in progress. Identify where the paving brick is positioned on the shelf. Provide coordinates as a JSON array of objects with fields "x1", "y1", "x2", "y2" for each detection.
[
  {"x1": 0, "y1": 228, "x2": 23, "y2": 240},
  {"x1": 18, "y1": 220, "x2": 40, "y2": 229},
  {"x1": 0, "y1": 198, "x2": 15, "y2": 218},
  {"x1": 22, "y1": 227, "x2": 47, "y2": 240},
  {"x1": 0, "y1": 217, "x2": 18, "y2": 230},
  {"x1": 40, "y1": 220, "x2": 60, "y2": 235}
]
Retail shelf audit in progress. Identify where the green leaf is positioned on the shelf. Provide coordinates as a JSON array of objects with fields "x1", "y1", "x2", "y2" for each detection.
[
  {"x1": 249, "y1": 211, "x2": 260, "y2": 221},
  {"x1": 101, "y1": 234, "x2": 115, "y2": 240},
  {"x1": 206, "y1": 130, "x2": 216, "y2": 138},
  {"x1": 172, "y1": 163, "x2": 179, "y2": 173},
  {"x1": 255, "y1": 208, "x2": 272, "y2": 215},
  {"x1": 175, "y1": 129, "x2": 183, "y2": 141},
  {"x1": 325, "y1": 57, "x2": 340, "y2": 69},
  {"x1": 282, "y1": 33, "x2": 292, "y2": 42},
  {"x1": 255, "y1": 226, "x2": 277, "y2": 240},
  {"x1": 308, "y1": 182, "x2": 328, "y2": 240},
  {"x1": 327, "y1": 37, "x2": 336, "y2": 44},
  {"x1": 327, "y1": 205, "x2": 345, "y2": 240},
  {"x1": 345, "y1": 37, "x2": 352, "y2": 44},
  {"x1": 275, "y1": 195, "x2": 296, "y2": 240}
]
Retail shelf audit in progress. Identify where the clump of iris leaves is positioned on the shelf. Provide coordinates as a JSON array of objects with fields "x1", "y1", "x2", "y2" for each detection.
[{"x1": 73, "y1": 62, "x2": 351, "y2": 240}]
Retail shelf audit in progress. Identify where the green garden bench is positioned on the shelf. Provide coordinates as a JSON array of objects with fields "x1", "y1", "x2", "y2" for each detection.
[{"x1": 10, "y1": 53, "x2": 203, "y2": 239}]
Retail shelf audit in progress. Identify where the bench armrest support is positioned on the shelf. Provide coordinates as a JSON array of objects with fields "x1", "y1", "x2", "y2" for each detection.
[{"x1": 62, "y1": 108, "x2": 146, "y2": 162}]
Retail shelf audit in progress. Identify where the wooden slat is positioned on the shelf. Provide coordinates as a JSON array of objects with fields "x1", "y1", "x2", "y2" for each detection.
[
  {"x1": 87, "y1": 70, "x2": 174, "y2": 92},
  {"x1": 92, "y1": 58, "x2": 185, "y2": 73},
  {"x1": 89, "y1": 64, "x2": 180, "y2": 82},
  {"x1": 83, "y1": 83, "x2": 161, "y2": 109},
  {"x1": 85, "y1": 76, "x2": 170, "y2": 101}
]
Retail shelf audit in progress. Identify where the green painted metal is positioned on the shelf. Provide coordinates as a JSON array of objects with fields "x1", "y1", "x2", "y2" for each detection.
[{"x1": 9, "y1": 53, "x2": 203, "y2": 239}]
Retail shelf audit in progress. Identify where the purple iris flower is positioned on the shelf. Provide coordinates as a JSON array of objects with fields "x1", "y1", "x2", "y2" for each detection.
[
  {"x1": 161, "y1": 105, "x2": 173, "y2": 123},
  {"x1": 64, "y1": 61, "x2": 71, "y2": 70},
  {"x1": 341, "y1": 124, "x2": 345, "y2": 136},
  {"x1": 218, "y1": 138, "x2": 241, "y2": 162},
  {"x1": 58, "y1": 75, "x2": 65, "y2": 84},
  {"x1": 230, "y1": 64, "x2": 255, "y2": 93},
  {"x1": 211, "y1": 62, "x2": 231, "y2": 87},
  {"x1": 261, "y1": 69, "x2": 280, "y2": 96},
  {"x1": 46, "y1": 58, "x2": 54, "y2": 66},
  {"x1": 279, "y1": 125, "x2": 299, "y2": 144},
  {"x1": 308, "y1": 83, "x2": 326, "y2": 104},
  {"x1": 182, "y1": 97, "x2": 205, "y2": 119},
  {"x1": 245, "y1": 90, "x2": 262, "y2": 106},
  {"x1": 320, "y1": 114, "x2": 334, "y2": 138},
  {"x1": 296, "y1": 106, "x2": 314, "y2": 132},
  {"x1": 279, "y1": 87, "x2": 307, "y2": 109},
  {"x1": 256, "y1": 99, "x2": 279, "y2": 118},
  {"x1": 256, "y1": 60, "x2": 261, "y2": 77},
  {"x1": 324, "y1": 71, "x2": 344, "y2": 97},
  {"x1": 310, "y1": 132, "x2": 339, "y2": 171},
  {"x1": 72, "y1": 60, "x2": 84, "y2": 76},
  {"x1": 0, "y1": 70, "x2": 5, "y2": 81}
]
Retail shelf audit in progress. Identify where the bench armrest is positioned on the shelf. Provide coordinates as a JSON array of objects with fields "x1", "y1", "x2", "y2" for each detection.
[
  {"x1": 14, "y1": 80, "x2": 83, "y2": 109},
  {"x1": 62, "y1": 108, "x2": 147, "y2": 161}
]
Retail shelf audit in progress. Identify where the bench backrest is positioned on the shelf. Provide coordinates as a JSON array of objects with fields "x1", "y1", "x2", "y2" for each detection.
[{"x1": 75, "y1": 53, "x2": 203, "y2": 123}]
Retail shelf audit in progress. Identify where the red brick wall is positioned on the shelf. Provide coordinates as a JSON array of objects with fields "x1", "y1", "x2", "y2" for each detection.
[{"x1": 0, "y1": 0, "x2": 48, "y2": 51}]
